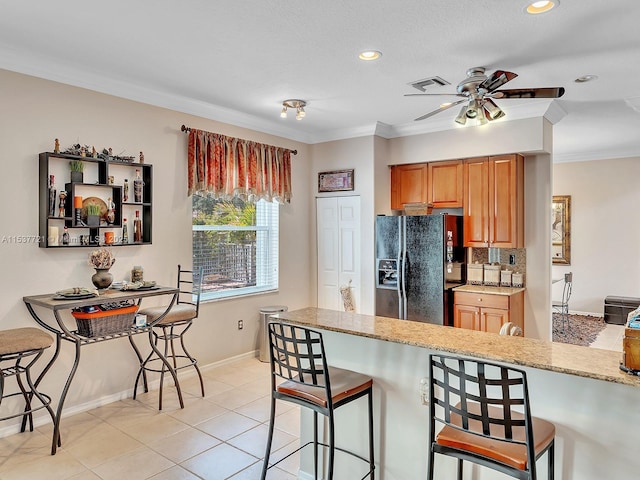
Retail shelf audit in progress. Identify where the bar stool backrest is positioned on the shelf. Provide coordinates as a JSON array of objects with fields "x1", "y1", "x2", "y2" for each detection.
[
  {"x1": 267, "y1": 322, "x2": 330, "y2": 395},
  {"x1": 429, "y1": 354, "x2": 534, "y2": 451},
  {"x1": 176, "y1": 265, "x2": 203, "y2": 317},
  {"x1": 562, "y1": 272, "x2": 573, "y2": 306}
]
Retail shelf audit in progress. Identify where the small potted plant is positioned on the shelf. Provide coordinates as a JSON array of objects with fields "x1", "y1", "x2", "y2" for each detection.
[
  {"x1": 88, "y1": 247, "x2": 115, "y2": 289},
  {"x1": 69, "y1": 160, "x2": 84, "y2": 183},
  {"x1": 86, "y1": 204, "x2": 101, "y2": 227}
]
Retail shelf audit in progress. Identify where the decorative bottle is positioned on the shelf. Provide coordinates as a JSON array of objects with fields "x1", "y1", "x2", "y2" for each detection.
[
  {"x1": 123, "y1": 179, "x2": 129, "y2": 202},
  {"x1": 133, "y1": 210, "x2": 142, "y2": 243},
  {"x1": 134, "y1": 169, "x2": 143, "y2": 203},
  {"x1": 122, "y1": 217, "x2": 129, "y2": 244},
  {"x1": 62, "y1": 226, "x2": 70, "y2": 245},
  {"x1": 48, "y1": 175, "x2": 56, "y2": 217}
]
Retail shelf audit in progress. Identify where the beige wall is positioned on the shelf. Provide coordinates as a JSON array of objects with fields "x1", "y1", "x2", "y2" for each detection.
[
  {"x1": 0, "y1": 69, "x2": 312, "y2": 423},
  {"x1": 553, "y1": 157, "x2": 640, "y2": 314}
]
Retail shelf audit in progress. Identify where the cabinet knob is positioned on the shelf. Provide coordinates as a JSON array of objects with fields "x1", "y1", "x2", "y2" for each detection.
[{"x1": 478, "y1": 298, "x2": 482, "y2": 302}]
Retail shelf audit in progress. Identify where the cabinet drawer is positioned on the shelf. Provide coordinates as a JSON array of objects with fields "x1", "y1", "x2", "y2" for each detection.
[{"x1": 454, "y1": 292, "x2": 509, "y2": 310}]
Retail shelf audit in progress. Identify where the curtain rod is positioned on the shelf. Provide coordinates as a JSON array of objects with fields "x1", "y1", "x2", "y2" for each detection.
[{"x1": 180, "y1": 124, "x2": 297, "y2": 155}]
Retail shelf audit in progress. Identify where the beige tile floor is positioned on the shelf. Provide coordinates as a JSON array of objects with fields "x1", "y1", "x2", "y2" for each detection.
[
  {"x1": 0, "y1": 357, "x2": 300, "y2": 480},
  {"x1": 589, "y1": 322, "x2": 624, "y2": 351}
]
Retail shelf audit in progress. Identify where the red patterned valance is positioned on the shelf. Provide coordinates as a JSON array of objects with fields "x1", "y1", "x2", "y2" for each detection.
[{"x1": 186, "y1": 128, "x2": 293, "y2": 204}]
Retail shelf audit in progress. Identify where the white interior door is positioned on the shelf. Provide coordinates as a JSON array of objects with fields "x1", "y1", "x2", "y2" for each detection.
[{"x1": 317, "y1": 196, "x2": 361, "y2": 312}]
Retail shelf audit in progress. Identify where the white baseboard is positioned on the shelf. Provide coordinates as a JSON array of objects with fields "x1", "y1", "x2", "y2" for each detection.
[
  {"x1": 0, "y1": 350, "x2": 260, "y2": 439},
  {"x1": 568, "y1": 310, "x2": 604, "y2": 317}
]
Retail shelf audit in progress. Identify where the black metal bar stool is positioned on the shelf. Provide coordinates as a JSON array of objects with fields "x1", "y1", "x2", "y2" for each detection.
[
  {"x1": 427, "y1": 353, "x2": 555, "y2": 480},
  {"x1": 0, "y1": 327, "x2": 58, "y2": 441},
  {"x1": 133, "y1": 265, "x2": 203, "y2": 410},
  {"x1": 261, "y1": 322, "x2": 375, "y2": 480}
]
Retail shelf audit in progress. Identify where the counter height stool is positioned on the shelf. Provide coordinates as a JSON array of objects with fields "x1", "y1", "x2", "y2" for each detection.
[
  {"x1": 134, "y1": 265, "x2": 203, "y2": 410},
  {"x1": 552, "y1": 272, "x2": 573, "y2": 333},
  {"x1": 0, "y1": 327, "x2": 58, "y2": 445},
  {"x1": 427, "y1": 354, "x2": 555, "y2": 480},
  {"x1": 261, "y1": 322, "x2": 375, "y2": 480}
]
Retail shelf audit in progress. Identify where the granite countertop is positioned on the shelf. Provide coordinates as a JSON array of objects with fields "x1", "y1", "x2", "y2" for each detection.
[
  {"x1": 453, "y1": 284, "x2": 525, "y2": 295},
  {"x1": 273, "y1": 307, "x2": 640, "y2": 388}
]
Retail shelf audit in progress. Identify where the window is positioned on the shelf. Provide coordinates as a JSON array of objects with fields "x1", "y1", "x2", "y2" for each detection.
[{"x1": 192, "y1": 195, "x2": 279, "y2": 301}]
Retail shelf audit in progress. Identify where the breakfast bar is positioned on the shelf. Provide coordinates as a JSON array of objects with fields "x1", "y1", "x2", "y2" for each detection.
[{"x1": 273, "y1": 307, "x2": 640, "y2": 480}]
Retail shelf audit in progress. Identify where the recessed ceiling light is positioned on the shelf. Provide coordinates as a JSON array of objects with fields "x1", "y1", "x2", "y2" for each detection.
[
  {"x1": 526, "y1": 1, "x2": 558, "y2": 14},
  {"x1": 575, "y1": 74, "x2": 598, "y2": 83},
  {"x1": 359, "y1": 50, "x2": 382, "y2": 61}
]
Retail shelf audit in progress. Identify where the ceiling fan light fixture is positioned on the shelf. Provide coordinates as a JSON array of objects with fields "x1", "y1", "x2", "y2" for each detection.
[
  {"x1": 280, "y1": 106, "x2": 287, "y2": 118},
  {"x1": 526, "y1": 1, "x2": 558, "y2": 15},
  {"x1": 455, "y1": 106, "x2": 468, "y2": 125},
  {"x1": 483, "y1": 98, "x2": 505, "y2": 120},
  {"x1": 359, "y1": 50, "x2": 382, "y2": 61}
]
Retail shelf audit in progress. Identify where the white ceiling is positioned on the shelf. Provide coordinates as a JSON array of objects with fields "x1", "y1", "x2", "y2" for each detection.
[{"x1": 1, "y1": 0, "x2": 639, "y2": 162}]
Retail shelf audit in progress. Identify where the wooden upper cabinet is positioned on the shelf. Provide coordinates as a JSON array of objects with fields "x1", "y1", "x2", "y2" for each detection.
[
  {"x1": 428, "y1": 160, "x2": 463, "y2": 208},
  {"x1": 390, "y1": 163, "x2": 428, "y2": 210},
  {"x1": 463, "y1": 154, "x2": 524, "y2": 248}
]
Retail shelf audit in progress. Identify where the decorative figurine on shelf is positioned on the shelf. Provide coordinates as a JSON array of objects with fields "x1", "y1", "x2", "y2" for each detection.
[
  {"x1": 80, "y1": 146, "x2": 86, "y2": 157},
  {"x1": 139, "y1": 151, "x2": 144, "y2": 164},
  {"x1": 62, "y1": 226, "x2": 70, "y2": 246},
  {"x1": 133, "y1": 210, "x2": 142, "y2": 243},
  {"x1": 122, "y1": 217, "x2": 129, "y2": 244},
  {"x1": 134, "y1": 169, "x2": 143, "y2": 203},
  {"x1": 48, "y1": 175, "x2": 56, "y2": 217},
  {"x1": 58, "y1": 190, "x2": 67, "y2": 218},
  {"x1": 106, "y1": 197, "x2": 116, "y2": 225},
  {"x1": 54, "y1": 138, "x2": 60, "y2": 154},
  {"x1": 123, "y1": 179, "x2": 129, "y2": 202},
  {"x1": 92, "y1": 146, "x2": 97, "y2": 158},
  {"x1": 108, "y1": 147, "x2": 113, "y2": 157}
]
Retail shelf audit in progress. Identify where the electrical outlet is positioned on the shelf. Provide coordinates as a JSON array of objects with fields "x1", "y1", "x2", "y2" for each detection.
[
  {"x1": 419, "y1": 377, "x2": 429, "y2": 406},
  {"x1": 509, "y1": 254, "x2": 516, "y2": 265},
  {"x1": 237, "y1": 319, "x2": 244, "y2": 330}
]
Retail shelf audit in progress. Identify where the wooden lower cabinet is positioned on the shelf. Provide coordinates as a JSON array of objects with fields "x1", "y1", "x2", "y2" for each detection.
[{"x1": 453, "y1": 290, "x2": 524, "y2": 335}]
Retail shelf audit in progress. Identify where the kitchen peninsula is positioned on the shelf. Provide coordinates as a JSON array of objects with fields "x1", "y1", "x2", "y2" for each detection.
[{"x1": 273, "y1": 307, "x2": 640, "y2": 480}]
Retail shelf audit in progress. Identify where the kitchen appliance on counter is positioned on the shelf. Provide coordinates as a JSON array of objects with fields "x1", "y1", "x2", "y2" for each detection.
[{"x1": 375, "y1": 214, "x2": 465, "y2": 325}]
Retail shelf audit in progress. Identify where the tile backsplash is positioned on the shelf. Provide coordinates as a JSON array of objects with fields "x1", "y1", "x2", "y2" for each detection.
[{"x1": 469, "y1": 247, "x2": 526, "y2": 285}]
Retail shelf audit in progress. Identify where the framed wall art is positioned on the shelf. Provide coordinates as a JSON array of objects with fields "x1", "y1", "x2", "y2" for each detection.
[
  {"x1": 552, "y1": 195, "x2": 571, "y2": 265},
  {"x1": 318, "y1": 169, "x2": 354, "y2": 192}
]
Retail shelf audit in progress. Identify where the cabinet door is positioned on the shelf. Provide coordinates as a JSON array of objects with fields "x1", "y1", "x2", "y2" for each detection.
[
  {"x1": 390, "y1": 164, "x2": 428, "y2": 210},
  {"x1": 481, "y1": 307, "x2": 510, "y2": 334},
  {"x1": 489, "y1": 154, "x2": 524, "y2": 248},
  {"x1": 428, "y1": 160, "x2": 463, "y2": 208},
  {"x1": 463, "y1": 158, "x2": 489, "y2": 247},
  {"x1": 454, "y1": 304, "x2": 480, "y2": 330}
]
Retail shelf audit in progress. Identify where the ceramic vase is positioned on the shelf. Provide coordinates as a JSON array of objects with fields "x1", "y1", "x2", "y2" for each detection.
[{"x1": 91, "y1": 268, "x2": 113, "y2": 289}]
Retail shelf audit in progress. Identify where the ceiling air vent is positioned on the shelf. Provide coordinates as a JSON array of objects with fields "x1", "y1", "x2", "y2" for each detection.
[{"x1": 409, "y1": 76, "x2": 450, "y2": 92}]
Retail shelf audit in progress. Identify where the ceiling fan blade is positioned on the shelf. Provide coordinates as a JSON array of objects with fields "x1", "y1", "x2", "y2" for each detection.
[
  {"x1": 479, "y1": 70, "x2": 518, "y2": 92},
  {"x1": 492, "y1": 87, "x2": 566, "y2": 99},
  {"x1": 404, "y1": 93, "x2": 465, "y2": 97},
  {"x1": 414, "y1": 99, "x2": 466, "y2": 121}
]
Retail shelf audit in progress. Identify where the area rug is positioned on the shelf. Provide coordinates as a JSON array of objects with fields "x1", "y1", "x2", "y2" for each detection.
[{"x1": 552, "y1": 313, "x2": 606, "y2": 346}]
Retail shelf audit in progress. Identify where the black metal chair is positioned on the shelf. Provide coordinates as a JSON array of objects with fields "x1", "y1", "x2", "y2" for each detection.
[
  {"x1": 0, "y1": 328, "x2": 58, "y2": 444},
  {"x1": 261, "y1": 322, "x2": 375, "y2": 480},
  {"x1": 427, "y1": 354, "x2": 555, "y2": 480},
  {"x1": 134, "y1": 265, "x2": 204, "y2": 410},
  {"x1": 552, "y1": 272, "x2": 573, "y2": 332}
]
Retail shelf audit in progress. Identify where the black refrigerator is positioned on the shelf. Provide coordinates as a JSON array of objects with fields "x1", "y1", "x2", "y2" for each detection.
[{"x1": 375, "y1": 214, "x2": 464, "y2": 325}]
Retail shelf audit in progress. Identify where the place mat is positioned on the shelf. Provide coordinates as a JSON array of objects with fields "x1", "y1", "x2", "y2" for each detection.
[{"x1": 53, "y1": 293, "x2": 97, "y2": 300}]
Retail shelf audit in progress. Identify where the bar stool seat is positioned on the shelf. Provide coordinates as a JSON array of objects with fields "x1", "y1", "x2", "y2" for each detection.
[
  {"x1": 0, "y1": 327, "x2": 58, "y2": 439},
  {"x1": 435, "y1": 403, "x2": 556, "y2": 471},
  {"x1": 139, "y1": 304, "x2": 196, "y2": 326}
]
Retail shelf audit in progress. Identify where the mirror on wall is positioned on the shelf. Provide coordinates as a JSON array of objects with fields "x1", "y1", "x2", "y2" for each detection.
[{"x1": 552, "y1": 195, "x2": 571, "y2": 265}]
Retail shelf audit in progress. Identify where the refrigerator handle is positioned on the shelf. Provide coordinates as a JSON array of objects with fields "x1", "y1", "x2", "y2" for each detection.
[{"x1": 401, "y1": 216, "x2": 408, "y2": 320}]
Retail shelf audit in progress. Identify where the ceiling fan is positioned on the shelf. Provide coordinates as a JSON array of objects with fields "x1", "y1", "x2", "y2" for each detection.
[{"x1": 406, "y1": 67, "x2": 565, "y2": 125}]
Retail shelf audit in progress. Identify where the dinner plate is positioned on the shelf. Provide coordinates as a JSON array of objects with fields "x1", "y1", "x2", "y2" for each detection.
[
  {"x1": 53, "y1": 293, "x2": 97, "y2": 300},
  {"x1": 81, "y1": 197, "x2": 108, "y2": 221}
]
